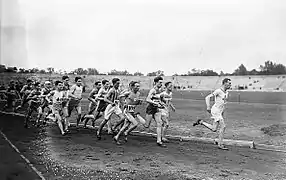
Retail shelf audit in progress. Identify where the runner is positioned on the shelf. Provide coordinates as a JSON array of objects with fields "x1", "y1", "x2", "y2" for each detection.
[
  {"x1": 46, "y1": 80, "x2": 69, "y2": 135},
  {"x1": 159, "y1": 81, "x2": 176, "y2": 142},
  {"x1": 86, "y1": 79, "x2": 111, "y2": 130},
  {"x1": 145, "y1": 76, "x2": 166, "y2": 147},
  {"x1": 3, "y1": 80, "x2": 18, "y2": 112},
  {"x1": 96, "y1": 78, "x2": 125, "y2": 140},
  {"x1": 81, "y1": 81, "x2": 102, "y2": 128},
  {"x1": 193, "y1": 78, "x2": 232, "y2": 150},
  {"x1": 16, "y1": 79, "x2": 33, "y2": 111},
  {"x1": 68, "y1": 77, "x2": 83, "y2": 127},
  {"x1": 113, "y1": 81, "x2": 146, "y2": 145},
  {"x1": 24, "y1": 82, "x2": 42, "y2": 128},
  {"x1": 36, "y1": 81, "x2": 53, "y2": 125}
]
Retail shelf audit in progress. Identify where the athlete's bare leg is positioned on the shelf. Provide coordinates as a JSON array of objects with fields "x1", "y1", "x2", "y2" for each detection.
[
  {"x1": 55, "y1": 113, "x2": 65, "y2": 135},
  {"x1": 161, "y1": 115, "x2": 169, "y2": 142}
]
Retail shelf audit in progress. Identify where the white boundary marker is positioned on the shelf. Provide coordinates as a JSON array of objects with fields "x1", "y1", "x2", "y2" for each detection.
[
  {"x1": 2, "y1": 110, "x2": 286, "y2": 153},
  {"x1": 0, "y1": 129, "x2": 46, "y2": 180}
]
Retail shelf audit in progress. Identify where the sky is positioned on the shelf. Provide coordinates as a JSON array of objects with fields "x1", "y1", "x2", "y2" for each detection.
[{"x1": 1, "y1": 0, "x2": 286, "y2": 75}]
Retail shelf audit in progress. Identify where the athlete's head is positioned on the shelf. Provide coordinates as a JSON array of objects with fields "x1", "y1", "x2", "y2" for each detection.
[
  {"x1": 75, "y1": 77, "x2": 82, "y2": 86},
  {"x1": 112, "y1": 78, "x2": 120, "y2": 89},
  {"x1": 94, "y1": 81, "x2": 102, "y2": 89},
  {"x1": 44, "y1": 81, "x2": 52, "y2": 89},
  {"x1": 130, "y1": 81, "x2": 140, "y2": 93},
  {"x1": 9, "y1": 80, "x2": 15, "y2": 86},
  {"x1": 165, "y1": 81, "x2": 173, "y2": 91},
  {"x1": 55, "y1": 80, "x2": 63, "y2": 90},
  {"x1": 129, "y1": 81, "x2": 135, "y2": 89},
  {"x1": 34, "y1": 82, "x2": 41, "y2": 90},
  {"x1": 154, "y1": 76, "x2": 163, "y2": 88},
  {"x1": 222, "y1": 78, "x2": 231, "y2": 90},
  {"x1": 62, "y1": 75, "x2": 69, "y2": 85},
  {"x1": 27, "y1": 79, "x2": 33, "y2": 85},
  {"x1": 102, "y1": 80, "x2": 109, "y2": 89}
]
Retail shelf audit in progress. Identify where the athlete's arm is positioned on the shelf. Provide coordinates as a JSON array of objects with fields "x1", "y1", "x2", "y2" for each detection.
[
  {"x1": 20, "y1": 85, "x2": 27, "y2": 94},
  {"x1": 88, "y1": 89, "x2": 97, "y2": 104},
  {"x1": 26, "y1": 90, "x2": 36, "y2": 100},
  {"x1": 46, "y1": 91, "x2": 54, "y2": 103},
  {"x1": 135, "y1": 92, "x2": 143, "y2": 105},
  {"x1": 205, "y1": 90, "x2": 218, "y2": 111},
  {"x1": 68, "y1": 85, "x2": 78, "y2": 99},
  {"x1": 104, "y1": 89, "x2": 115, "y2": 105},
  {"x1": 95, "y1": 89, "x2": 104, "y2": 101},
  {"x1": 39, "y1": 89, "x2": 47, "y2": 98}
]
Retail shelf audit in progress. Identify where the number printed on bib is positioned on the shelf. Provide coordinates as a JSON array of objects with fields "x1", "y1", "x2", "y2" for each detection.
[{"x1": 127, "y1": 105, "x2": 136, "y2": 112}]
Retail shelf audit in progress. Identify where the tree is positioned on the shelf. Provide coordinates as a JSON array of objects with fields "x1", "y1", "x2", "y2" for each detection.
[
  {"x1": 134, "y1": 71, "x2": 144, "y2": 76},
  {"x1": 273, "y1": 64, "x2": 286, "y2": 74},
  {"x1": 147, "y1": 70, "x2": 164, "y2": 76},
  {"x1": 200, "y1": 69, "x2": 218, "y2": 76},
  {"x1": 259, "y1": 60, "x2": 286, "y2": 75},
  {"x1": 6, "y1": 67, "x2": 17, "y2": 73},
  {"x1": 73, "y1": 68, "x2": 88, "y2": 75},
  {"x1": 186, "y1": 69, "x2": 218, "y2": 76},
  {"x1": 219, "y1": 71, "x2": 225, "y2": 76},
  {"x1": 108, "y1": 69, "x2": 132, "y2": 76},
  {"x1": 248, "y1": 69, "x2": 258, "y2": 75},
  {"x1": 47, "y1": 67, "x2": 55, "y2": 74},
  {"x1": 259, "y1": 61, "x2": 275, "y2": 75},
  {"x1": 31, "y1": 68, "x2": 39, "y2": 73},
  {"x1": 87, "y1": 68, "x2": 99, "y2": 75},
  {"x1": 233, "y1": 64, "x2": 248, "y2": 75},
  {"x1": 18, "y1": 68, "x2": 25, "y2": 73},
  {"x1": 0, "y1": 65, "x2": 6, "y2": 73},
  {"x1": 39, "y1": 69, "x2": 46, "y2": 74}
]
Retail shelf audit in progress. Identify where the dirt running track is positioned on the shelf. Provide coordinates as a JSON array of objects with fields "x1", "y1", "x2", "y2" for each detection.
[{"x1": 1, "y1": 113, "x2": 286, "y2": 180}]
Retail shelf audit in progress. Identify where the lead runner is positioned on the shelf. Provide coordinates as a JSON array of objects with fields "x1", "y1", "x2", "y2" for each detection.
[{"x1": 193, "y1": 78, "x2": 231, "y2": 150}]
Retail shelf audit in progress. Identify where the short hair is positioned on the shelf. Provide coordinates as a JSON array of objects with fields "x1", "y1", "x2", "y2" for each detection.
[
  {"x1": 34, "y1": 82, "x2": 41, "y2": 86},
  {"x1": 44, "y1": 81, "x2": 51, "y2": 85},
  {"x1": 165, "y1": 81, "x2": 172, "y2": 87},
  {"x1": 222, "y1": 78, "x2": 231, "y2": 85},
  {"x1": 55, "y1": 80, "x2": 62, "y2": 86},
  {"x1": 62, "y1": 75, "x2": 69, "y2": 80},
  {"x1": 112, "y1": 78, "x2": 120, "y2": 85},
  {"x1": 154, "y1": 76, "x2": 163, "y2": 83},
  {"x1": 27, "y1": 79, "x2": 33, "y2": 83},
  {"x1": 75, "y1": 76, "x2": 82, "y2": 82},
  {"x1": 102, "y1": 79, "x2": 109, "y2": 85},
  {"x1": 129, "y1": 81, "x2": 135, "y2": 87},
  {"x1": 130, "y1": 81, "x2": 139, "y2": 87},
  {"x1": 94, "y1": 81, "x2": 101, "y2": 86}
]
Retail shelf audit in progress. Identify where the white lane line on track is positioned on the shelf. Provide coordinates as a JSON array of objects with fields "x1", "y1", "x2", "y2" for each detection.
[{"x1": 0, "y1": 130, "x2": 46, "y2": 180}]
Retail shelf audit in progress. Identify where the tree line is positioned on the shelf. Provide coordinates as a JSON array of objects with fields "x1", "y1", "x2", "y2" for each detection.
[{"x1": 1, "y1": 60, "x2": 286, "y2": 76}]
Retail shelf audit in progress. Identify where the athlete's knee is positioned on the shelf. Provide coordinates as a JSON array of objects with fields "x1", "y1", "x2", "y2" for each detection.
[
  {"x1": 132, "y1": 119, "x2": 139, "y2": 126},
  {"x1": 156, "y1": 118, "x2": 163, "y2": 127}
]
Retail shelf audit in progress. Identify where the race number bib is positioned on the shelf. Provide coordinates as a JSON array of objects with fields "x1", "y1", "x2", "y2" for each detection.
[{"x1": 126, "y1": 105, "x2": 136, "y2": 113}]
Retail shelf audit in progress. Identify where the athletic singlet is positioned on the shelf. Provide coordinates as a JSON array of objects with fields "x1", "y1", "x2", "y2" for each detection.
[
  {"x1": 160, "y1": 91, "x2": 173, "y2": 109},
  {"x1": 107, "y1": 88, "x2": 120, "y2": 104},
  {"x1": 124, "y1": 91, "x2": 140, "y2": 113},
  {"x1": 70, "y1": 84, "x2": 83, "y2": 99},
  {"x1": 51, "y1": 90, "x2": 65, "y2": 110},
  {"x1": 149, "y1": 87, "x2": 163, "y2": 104},
  {"x1": 96, "y1": 88, "x2": 109, "y2": 102}
]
